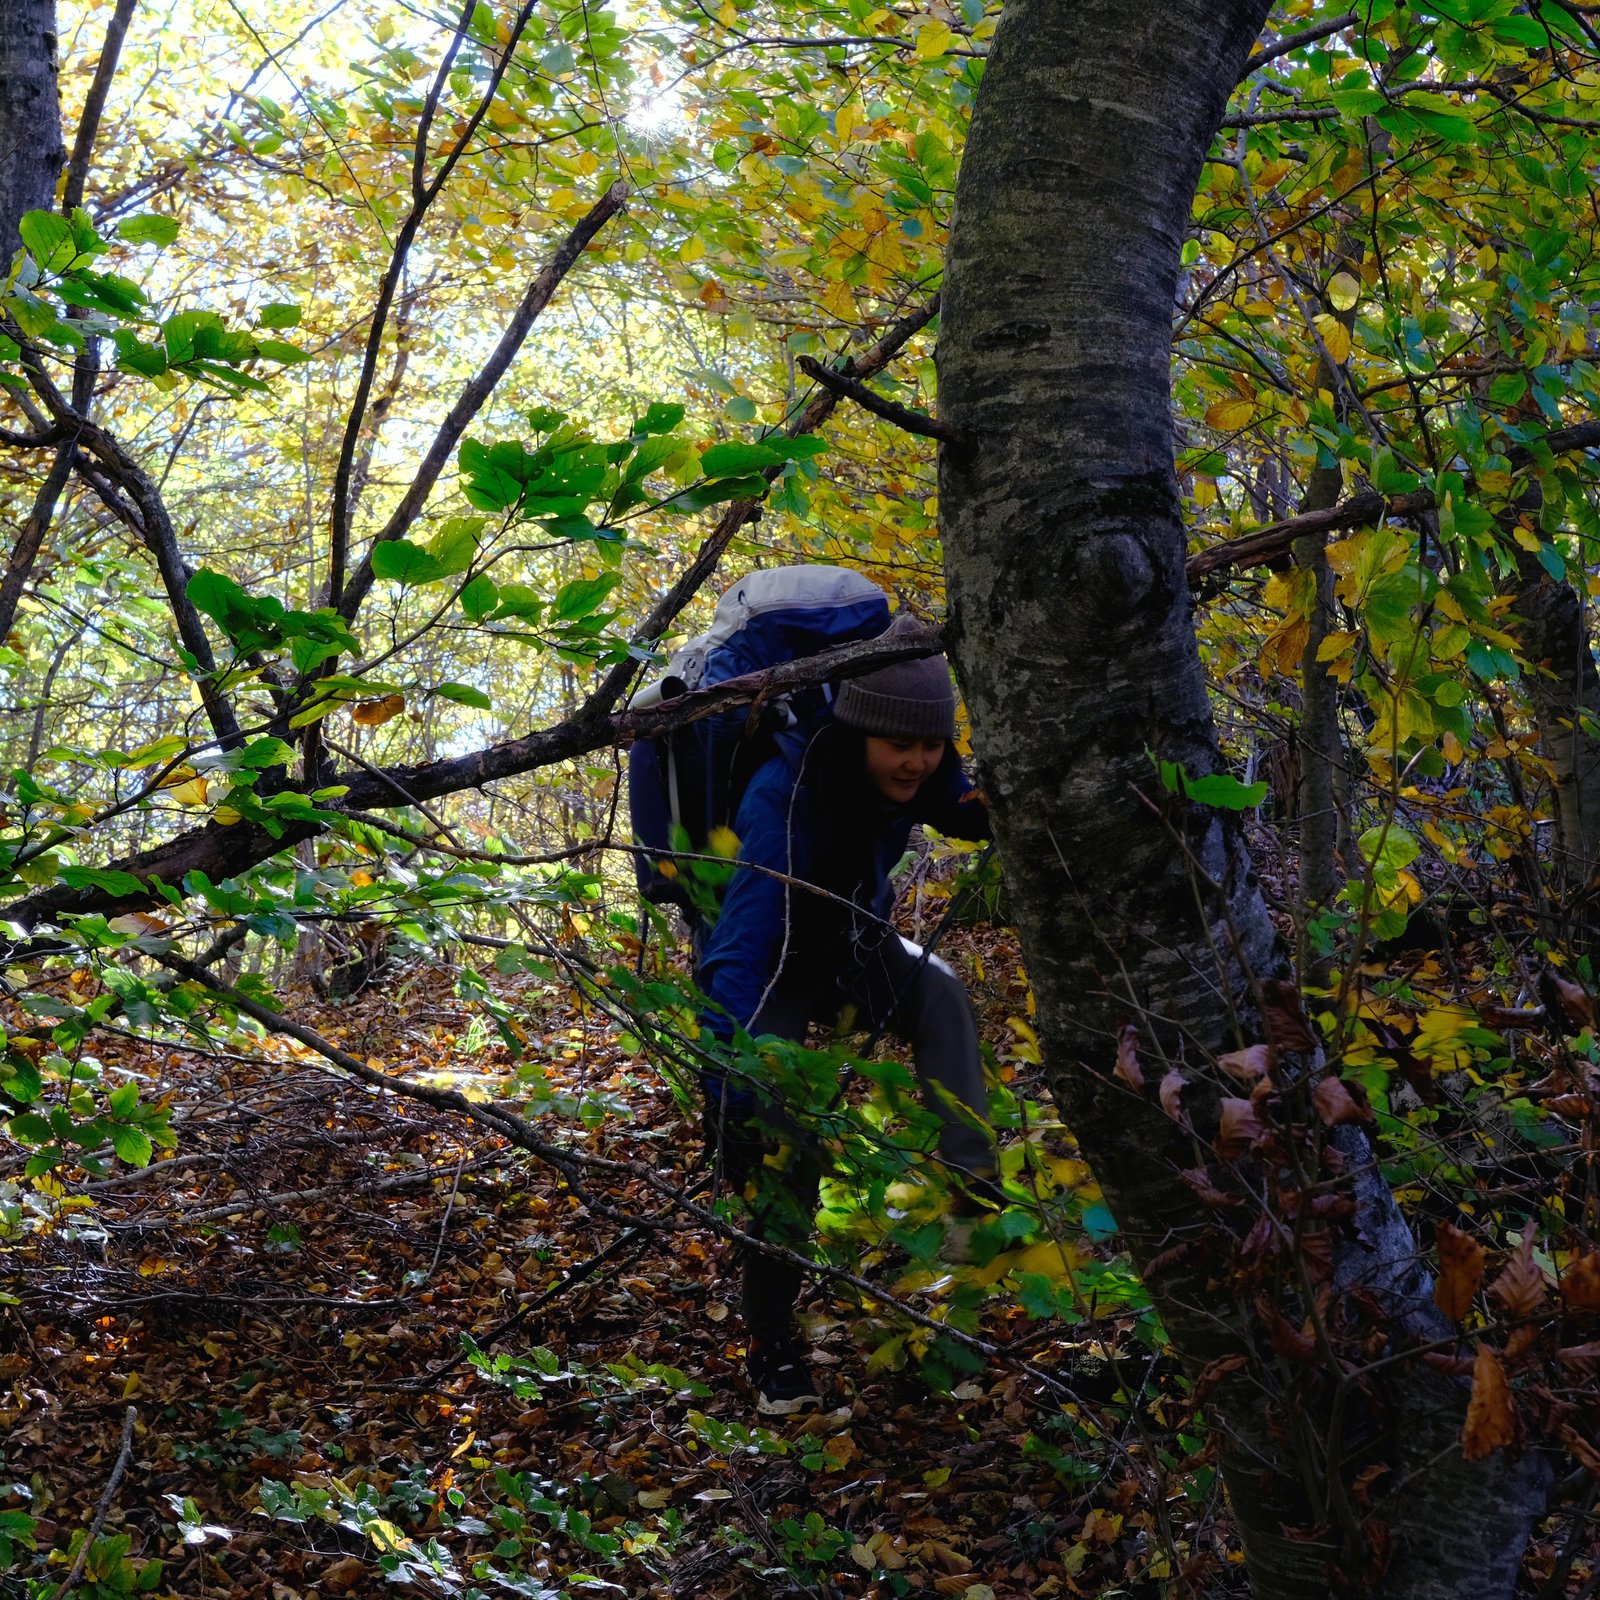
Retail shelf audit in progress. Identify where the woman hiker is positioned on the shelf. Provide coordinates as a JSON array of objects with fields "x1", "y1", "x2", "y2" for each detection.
[{"x1": 695, "y1": 619, "x2": 1000, "y2": 1415}]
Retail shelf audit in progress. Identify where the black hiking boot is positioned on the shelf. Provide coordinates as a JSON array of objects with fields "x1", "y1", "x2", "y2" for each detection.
[{"x1": 747, "y1": 1337, "x2": 823, "y2": 1416}]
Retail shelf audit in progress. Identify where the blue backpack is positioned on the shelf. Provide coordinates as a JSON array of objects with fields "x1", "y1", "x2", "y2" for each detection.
[{"x1": 628, "y1": 566, "x2": 890, "y2": 920}]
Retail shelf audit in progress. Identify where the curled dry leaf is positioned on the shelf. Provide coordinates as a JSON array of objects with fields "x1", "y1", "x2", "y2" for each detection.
[
  {"x1": 1312, "y1": 1074, "x2": 1373, "y2": 1128},
  {"x1": 1559, "y1": 1424, "x2": 1600, "y2": 1478},
  {"x1": 1260, "y1": 977, "x2": 1318, "y2": 1055},
  {"x1": 1542, "y1": 969, "x2": 1595, "y2": 1031},
  {"x1": 1489, "y1": 1235, "x2": 1548, "y2": 1319},
  {"x1": 1434, "y1": 1222, "x2": 1485, "y2": 1322},
  {"x1": 1217, "y1": 1096, "x2": 1267, "y2": 1158},
  {"x1": 1114, "y1": 1023, "x2": 1145, "y2": 1092},
  {"x1": 1560, "y1": 1252, "x2": 1600, "y2": 1313},
  {"x1": 1159, "y1": 1069, "x2": 1187, "y2": 1120},
  {"x1": 1461, "y1": 1344, "x2": 1516, "y2": 1462},
  {"x1": 1217, "y1": 1043, "x2": 1271, "y2": 1083}
]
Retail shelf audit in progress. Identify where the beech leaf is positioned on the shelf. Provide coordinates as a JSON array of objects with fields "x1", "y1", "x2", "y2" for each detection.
[
  {"x1": 1217, "y1": 1096, "x2": 1266, "y2": 1158},
  {"x1": 1559, "y1": 1251, "x2": 1600, "y2": 1313},
  {"x1": 1434, "y1": 1222, "x2": 1485, "y2": 1322},
  {"x1": 1217, "y1": 1043, "x2": 1270, "y2": 1083},
  {"x1": 1461, "y1": 1344, "x2": 1515, "y2": 1462},
  {"x1": 1113, "y1": 1024, "x2": 1145, "y2": 1092},
  {"x1": 1159, "y1": 1069, "x2": 1187, "y2": 1120},
  {"x1": 1489, "y1": 1235, "x2": 1548, "y2": 1319},
  {"x1": 1312, "y1": 1074, "x2": 1371, "y2": 1127}
]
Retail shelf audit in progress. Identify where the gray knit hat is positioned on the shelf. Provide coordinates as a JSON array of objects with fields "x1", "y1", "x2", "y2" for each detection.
[{"x1": 833, "y1": 614, "x2": 956, "y2": 740}]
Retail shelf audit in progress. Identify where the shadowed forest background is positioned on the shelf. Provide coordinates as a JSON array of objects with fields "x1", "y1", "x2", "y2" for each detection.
[{"x1": 5, "y1": 0, "x2": 1600, "y2": 1596}]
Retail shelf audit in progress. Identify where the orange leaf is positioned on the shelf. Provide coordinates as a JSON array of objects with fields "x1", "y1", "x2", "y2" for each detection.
[
  {"x1": 1559, "y1": 1251, "x2": 1600, "y2": 1313},
  {"x1": 1489, "y1": 1235, "x2": 1548, "y2": 1319},
  {"x1": 352, "y1": 693, "x2": 406, "y2": 726},
  {"x1": 1434, "y1": 1222, "x2": 1485, "y2": 1322},
  {"x1": 1114, "y1": 1024, "x2": 1145, "y2": 1092},
  {"x1": 1461, "y1": 1345, "x2": 1515, "y2": 1462},
  {"x1": 1218, "y1": 1044, "x2": 1270, "y2": 1083}
]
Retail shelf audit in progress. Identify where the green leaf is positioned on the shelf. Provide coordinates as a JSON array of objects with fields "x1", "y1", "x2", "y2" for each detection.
[
  {"x1": 253, "y1": 337, "x2": 311, "y2": 365},
  {"x1": 435, "y1": 681, "x2": 492, "y2": 710},
  {"x1": 551, "y1": 573, "x2": 620, "y2": 622},
  {"x1": 633, "y1": 401, "x2": 685, "y2": 434},
  {"x1": 20, "y1": 211, "x2": 77, "y2": 271},
  {"x1": 370, "y1": 540, "x2": 443, "y2": 585},
  {"x1": 1181, "y1": 772, "x2": 1268, "y2": 810},
  {"x1": 1358, "y1": 823, "x2": 1419, "y2": 877},
  {"x1": 459, "y1": 573, "x2": 499, "y2": 622},
  {"x1": 58, "y1": 867, "x2": 147, "y2": 896},
  {"x1": 427, "y1": 518, "x2": 482, "y2": 577},
  {"x1": 257, "y1": 302, "x2": 302, "y2": 329},
  {"x1": 1488, "y1": 372, "x2": 1528, "y2": 406},
  {"x1": 700, "y1": 440, "x2": 784, "y2": 477},
  {"x1": 110, "y1": 1122, "x2": 154, "y2": 1166},
  {"x1": 116, "y1": 213, "x2": 180, "y2": 248}
]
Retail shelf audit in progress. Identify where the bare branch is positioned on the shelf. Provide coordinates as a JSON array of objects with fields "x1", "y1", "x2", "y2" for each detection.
[
  {"x1": 2, "y1": 623, "x2": 945, "y2": 936},
  {"x1": 326, "y1": 0, "x2": 542, "y2": 604},
  {"x1": 1187, "y1": 418, "x2": 1600, "y2": 582},
  {"x1": 336, "y1": 177, "x2": 629, "y2": 621},
  {"x1": 795, "y1": 353, "x2": 971, "y2": 450},
  {"x1": 62, "y1": 0, "x2": 139, "y2": 212}
]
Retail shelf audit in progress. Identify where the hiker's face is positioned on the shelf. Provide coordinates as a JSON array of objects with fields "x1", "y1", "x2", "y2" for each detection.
[{"x1": 863, "y1": 736, "x2": 946, "y2": 803}]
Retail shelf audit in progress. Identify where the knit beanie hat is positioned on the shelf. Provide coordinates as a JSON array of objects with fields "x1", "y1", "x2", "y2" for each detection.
[{"x1": 833, "y1": 614, "x2": 957, "y2": 740}]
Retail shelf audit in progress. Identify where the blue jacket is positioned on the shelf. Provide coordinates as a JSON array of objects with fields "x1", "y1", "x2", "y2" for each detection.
[{"x1": 696, "y1": 722, "x2": 990, "y2": 1041}]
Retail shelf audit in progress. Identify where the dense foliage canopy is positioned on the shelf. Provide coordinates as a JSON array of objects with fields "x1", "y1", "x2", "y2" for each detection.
[{"x1": 7, "y1": 0, "x2": 1600, "y2": 1595}]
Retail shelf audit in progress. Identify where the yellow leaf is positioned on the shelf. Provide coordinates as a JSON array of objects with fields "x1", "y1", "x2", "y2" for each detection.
[
  {"x1": 914, "y1": 18, "x2": 954, "y2": 57},
  {"x1": 167, "y1": 775, "x2": 209, "y2": 806},
  {"x1": 1327, "y1": 271, "x2": 1361, "y2": 311},
  {"x1": 214, "y1": 805, "x2": 242, "y2": 826},
  {"x1": 678, "y1": 234, "x2": 705, "y2": 263},
  {"x1": 1204, "y1": 397, "x2": 1255, "y2": 431},
  {"x1": 1314, "y1": 313, "x2": 1352, "y2": 363},
  {"x1": 352, "y1": 693, "x2": 405, "y2": 726}
]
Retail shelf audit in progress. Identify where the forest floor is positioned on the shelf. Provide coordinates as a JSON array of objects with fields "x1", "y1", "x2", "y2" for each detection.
[{"x1": 0, "y1": 912, "x2": 1588, "y2": 1598}]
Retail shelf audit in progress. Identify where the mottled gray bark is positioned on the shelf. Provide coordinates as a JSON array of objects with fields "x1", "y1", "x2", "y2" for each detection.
[
  {"x1": 0, "y1": 0, "x2": 63, "y2": 261},
  {"x1": 937, "y1": 2, "x2": 1548, "y2": 1594},
  {"x1": 1511, "y1": 544, "x2": 1600, "y2": 893},
  {"x1": 1296, "y1": 468, "x2": 1351, "y2": 984}
]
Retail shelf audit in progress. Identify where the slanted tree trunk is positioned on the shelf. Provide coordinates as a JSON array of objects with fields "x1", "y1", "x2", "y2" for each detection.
[
  {"x1": 0, "y1": 0, "x2": 63, "y2": 261},
  {"x1": 937, "y1": 2, "x2": 1550, "y2": 1594},
  {"x1": 1510, "y1": 539, "x2": 1600, "y2": 897}
]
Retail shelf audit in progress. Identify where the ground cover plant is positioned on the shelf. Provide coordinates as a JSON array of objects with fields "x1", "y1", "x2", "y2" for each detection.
[{"x1": 5, "y1": 0, "x2": 1600, "y2": 1595}]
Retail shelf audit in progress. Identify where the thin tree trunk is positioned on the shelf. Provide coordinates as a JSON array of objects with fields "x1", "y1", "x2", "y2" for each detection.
[
  {"x1": 0, "y1": 0, "x2": 63, "y2": 261},
  {"x1": 937, "y1": 3, "x2": 1549, "y2": 1595}
]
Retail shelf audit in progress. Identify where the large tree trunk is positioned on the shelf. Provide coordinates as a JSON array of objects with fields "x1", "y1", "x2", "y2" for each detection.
[
  {"x1": 936, "y1": 3, "x2": 1550, "y2": 1595},
  {"x1": 0, "y1": 0, "x2": 63, "y2": 260}
]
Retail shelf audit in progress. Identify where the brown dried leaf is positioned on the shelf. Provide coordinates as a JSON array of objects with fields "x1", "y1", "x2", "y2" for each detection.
[
  {"x1": 1489, "y1": 1235, "x2": 1548, "y2": 1319},
  {"x1": 1434, "y1": 1222, "x2": 1485, "y2": 1322},
  {"x1": 352, "y1": 692, "x2": 406, "y2": 726},
  {"x1": 1260, "y1": 977, "x2": 1318, "y2": 1054},
  {"x1": 1560, "y1": 1252, "x2": 1600, "y2": 1313},
  {"x1": 1544, "y1": 1093, "x2": 1594, "y2": 1117},
  {"x1": 1217, "y1": 1096, "x2": 1267, "y2": 1157},
  {"x1": 1312, "y1": 1074, "x2": 1372, "y2": 1127},
  {"x1": 1544, "y1": 970, "x2": 1595, "y2": 1031},
  {"x1": 1218, "y1": 1043, "x2": 1271, "y2": 1083},
  {"x1": 1113, "y1": 1024, "x2": 1145, "y2": 1092},
  {"x1": 1159, "y1": 1069, "x2": 1187, "y2": 1120},
  {"x1": 1461, "y1": 1345, "x2": 1516, "y2": 1462},
  {"x1": 1191, "y1": 1352, "x2": 1249, "y2": 1405},
  {"x1": 1560, "y1": 1424, "x2": 1600, "y2": 1479}
]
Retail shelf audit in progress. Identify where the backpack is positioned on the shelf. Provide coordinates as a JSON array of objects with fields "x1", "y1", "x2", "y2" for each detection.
[{"x1": 628, "y1": 566, "x2": 890, "y2": 919}]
